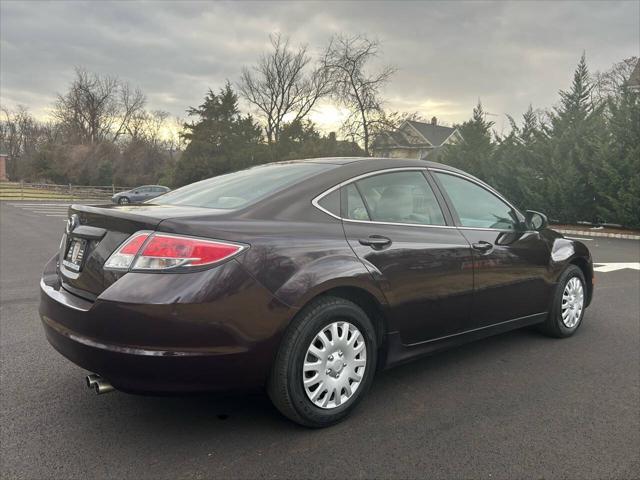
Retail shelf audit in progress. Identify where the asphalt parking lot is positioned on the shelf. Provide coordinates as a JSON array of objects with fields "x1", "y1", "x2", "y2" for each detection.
[{"x1": 1, "y1": 201, "x2": 639, "y2": 479}]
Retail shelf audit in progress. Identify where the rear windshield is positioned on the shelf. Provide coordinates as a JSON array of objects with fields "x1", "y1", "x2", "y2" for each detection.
[{"x1": 152, "y1": 163, "x2": 334, "y2": 209}]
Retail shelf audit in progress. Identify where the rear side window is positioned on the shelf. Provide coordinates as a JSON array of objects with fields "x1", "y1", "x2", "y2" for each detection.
[
  {"x1": 354, "y1": 171, "x2": 446, "y2": 226},
  {"x1": 317, "y1": 189, "x2": 340, "y2": 217},
  {"x1": 153, "y1": 163, "x2": 334, "y2": 209},
  {"x1": 434, "y1": 172, "x2": 518, "y2": 230}
]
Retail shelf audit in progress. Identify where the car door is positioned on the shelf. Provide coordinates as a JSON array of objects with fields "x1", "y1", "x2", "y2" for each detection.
[
  {"x1": 141, "y1": 187, "x2": 154, "y2": 200},
  {"x1": 128, "y1": 187, "x2": 141, "y2": 202},
  {"x1": 340, "y1": 169, "x2": 474, "y2": 345},
  {"x1": 430, "y1": 169, "x2": 553, "y2": 329},
  {"x1": 148, "y1": 187, "x2": 163, "y2": 200}
]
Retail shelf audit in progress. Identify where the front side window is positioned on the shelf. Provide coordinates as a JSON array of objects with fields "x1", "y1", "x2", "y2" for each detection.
[
  {"x1": 353, "y1": 171, "x2": 446, "y2": 226},
  {"x1": 434, "y1": 172, "x2": 518, "y2": 230}
]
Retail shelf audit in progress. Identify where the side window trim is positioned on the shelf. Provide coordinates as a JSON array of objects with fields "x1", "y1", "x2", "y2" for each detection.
[
  {"x1": 421, "y1": 170, "x2": 455, "y2": 226},
  {"x1": 428, "y1": 168, "x2": 525, "y2": 231},
  {"x1": 353, "y1": 182, "x2": 374, "y2": 220},
  {"x1": 313, "y1": 184, "x2": 342, "y2": 220},
  {"x1": 312, "y1": 167, "x2": 456, "y2": 228}
]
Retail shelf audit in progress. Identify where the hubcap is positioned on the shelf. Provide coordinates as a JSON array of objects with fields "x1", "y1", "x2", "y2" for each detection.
[
  {"x1": 302, "y1": 321, "x2": 367, "y2": 409},
  {"x1": 561, "y1": 277, "x2": 584, "y2": 328}
]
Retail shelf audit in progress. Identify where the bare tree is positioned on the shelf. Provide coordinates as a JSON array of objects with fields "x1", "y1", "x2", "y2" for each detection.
[
  {"x1": 53, "y1": 67, "x2": 146, "y2": 144},
  {"x1": 238, "y1": 33, "x2": 331, "y2": 145},
  {"x1": 592, "y1": 56, "x2": 638, "y2": 102},
  {"x1": 127, "y1": 110, "x2": 171, "y2": 146},
  {"x1": 0, "y1": 106, "x2": 58, "y2": 178},
  {"x1": 0, "y1": 106, "x2": 31, "y2": 161},
  {"x1": 322, "y1": 34, "x2": 395, "y2": 155}
]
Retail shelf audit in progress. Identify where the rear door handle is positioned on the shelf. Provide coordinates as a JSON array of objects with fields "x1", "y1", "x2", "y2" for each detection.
[
  {"x1": 359, "y1": 235, "x2": 392, "y2": 249},
  {"x1": 472, "y1": 241, "x2": 493, "y2": 252}
]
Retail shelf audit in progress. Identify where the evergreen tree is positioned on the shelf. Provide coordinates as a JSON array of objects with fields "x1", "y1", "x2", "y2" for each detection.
[
  {"x1": 275, "y1": 119, "x2": 364, "y2": 160},
  {"x1": 171, "y1": 83, "x2": 264, "y2": 186},
  {"x1": 545, "y1": 54, "x2": 606, "y2": 222},
  {"x1": 593, "y1": 81, "x2": 640, "y2": 227},
  {"x1": 439, "y1": 101, "x2": 494, "y2": 182},
  {"x1": 492, "y1": 106, "x2": 546, "y2": 210}
]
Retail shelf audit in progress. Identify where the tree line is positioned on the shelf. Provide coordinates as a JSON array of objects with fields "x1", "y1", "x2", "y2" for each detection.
[
  {"x1": 0, "y1": 34, "x2": 637, "y2": 227},
  {"x1": 0, "y1": 34, "x2": 394, "y2": 187},
  {"x1": 0, "y1": 68, "x2": 183, "y2": 187},
  {"x1": 438, "y1": 56, "x2": 639, "y2": 228}
]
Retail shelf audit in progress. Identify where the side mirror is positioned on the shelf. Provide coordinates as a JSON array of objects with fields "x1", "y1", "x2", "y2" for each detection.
[{"x1": 525, "y1": 210, "x2": 548, "y2": 231}]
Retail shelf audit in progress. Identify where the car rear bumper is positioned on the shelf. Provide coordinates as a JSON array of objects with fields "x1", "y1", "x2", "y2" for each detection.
[{"x1": 39, "y1": 255, "x2": 293, "y2": 393}]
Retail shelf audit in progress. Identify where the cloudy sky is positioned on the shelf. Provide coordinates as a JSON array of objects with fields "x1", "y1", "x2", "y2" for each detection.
[{"x1": 1, "y1": 0, "x2": 638, "y2": 134}]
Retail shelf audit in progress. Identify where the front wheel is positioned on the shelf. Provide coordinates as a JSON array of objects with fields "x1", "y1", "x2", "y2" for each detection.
[
  {"x1": 268, "y1": 296, "x2": 377, "y2": 427},
  {"x1": 539, "y1": 265, "x2": 587, "y2": 338},
  {"x1": 118, "y1": 197, "x2": 130, "y2": 205}
]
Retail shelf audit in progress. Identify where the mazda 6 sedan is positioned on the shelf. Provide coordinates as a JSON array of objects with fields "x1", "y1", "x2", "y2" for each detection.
[{"x1": 40, "y1": 157, "x2": 594, "y2": 427}]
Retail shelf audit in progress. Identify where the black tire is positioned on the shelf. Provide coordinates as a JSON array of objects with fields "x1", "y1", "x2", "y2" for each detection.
[
  {"x1": 539, "y1": 265, "x2": 587, "y2": 338},
  {"x1": 118, "y1": 197, "x2": 130, "y2": 205},
  {"x1": 267, "y1": 296, "x2": 377, "y2": 428}
]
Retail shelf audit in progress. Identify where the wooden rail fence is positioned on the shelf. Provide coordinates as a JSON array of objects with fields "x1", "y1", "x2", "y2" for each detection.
[{"x1": 0, "y1": 182, "x2": 131, "y2": 201}]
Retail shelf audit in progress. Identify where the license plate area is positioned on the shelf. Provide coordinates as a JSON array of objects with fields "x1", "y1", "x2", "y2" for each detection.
[{"x1": 63, "y1": 238, "x2": 87, "y2": 272}]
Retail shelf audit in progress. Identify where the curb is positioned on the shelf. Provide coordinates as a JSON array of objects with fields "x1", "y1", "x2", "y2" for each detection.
[{"x1": 553, "y1": 228, "x2": 640, "y2": 241}]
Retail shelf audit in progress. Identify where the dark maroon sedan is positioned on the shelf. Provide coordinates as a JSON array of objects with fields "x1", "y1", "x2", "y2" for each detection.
[{"x1": 40, "y1": 157, "x2": 594, "y2": 427}]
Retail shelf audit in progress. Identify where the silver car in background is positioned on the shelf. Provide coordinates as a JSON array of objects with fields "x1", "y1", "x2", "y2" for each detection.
[{"x1": 111, "y1": 185, "x2": 170, "y2": 204}]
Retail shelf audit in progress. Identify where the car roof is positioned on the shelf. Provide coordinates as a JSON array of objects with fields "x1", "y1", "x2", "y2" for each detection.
[
  {"x1": 283, "y1": 156, "x2": 463, "y2": 172},
  {"x1": 241, "y1": 157, "x2": 478, "y2": 220},
  {"x1": 279, "y1": 157, "x2": 363, "y2": 165}
]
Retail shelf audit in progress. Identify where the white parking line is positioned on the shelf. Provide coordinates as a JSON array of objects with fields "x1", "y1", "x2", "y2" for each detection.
[
  {"x1": 565, "y1": 236, "x2": 594, "y2": 241},
  {"x1": 6, "y1": 202, "x2": 71, "y2": 218},
  {"x1": 594, "y1": 262, "x2": 640, "y2": 272},
  {"x1": 10, "y1": 206, "x2": 69, "y2": 210},
  {"x1": 8, "y1": 203, "x2": 71, "y2": 207},
  {"x1": 22, "y1": 209, "x2": 68, "y2": 213},
  {"x1": 22, "y1": 205, "x2": 70, "y2": 208},
  {"x1": 12, "y1": 206, "x2": 69, "y2": 209},
  {"x1": 29, "y1": 207, "x2": 69, "y2": 210}
]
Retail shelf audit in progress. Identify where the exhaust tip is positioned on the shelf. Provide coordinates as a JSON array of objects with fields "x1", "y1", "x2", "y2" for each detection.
[
  {"x1": 86, "y1": 374, "x2": 100, "y2": 389},
  {"x1": 94, "y1": 379, "x2": 115, "y2": 395},
  {"x1": 86, "y1": 374, "x2": 115, "y2": 394}
]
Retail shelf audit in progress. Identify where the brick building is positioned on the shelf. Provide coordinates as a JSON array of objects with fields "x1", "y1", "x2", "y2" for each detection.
[{"x1": 0, "y1": 153, "x2": 8, "y2": 181}]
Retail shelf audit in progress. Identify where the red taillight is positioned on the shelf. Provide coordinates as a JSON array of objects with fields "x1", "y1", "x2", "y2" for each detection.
[
  {"x1": 119, "y1": 232, "x2": 150, "y2": 254},
  {"x1": 104, "y1": 232, "x2": 151, "y2": 270},
  {"x1": 104, "y1": 232, "x2": 245, "y2": 271}
]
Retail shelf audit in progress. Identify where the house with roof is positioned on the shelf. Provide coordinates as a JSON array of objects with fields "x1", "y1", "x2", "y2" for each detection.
[
  {"x1": 372, "y1": 117, "x2": 462, "y2": 160},
  {"x1": 627, "y1": 59, "x2": 640, "y2": 93}
]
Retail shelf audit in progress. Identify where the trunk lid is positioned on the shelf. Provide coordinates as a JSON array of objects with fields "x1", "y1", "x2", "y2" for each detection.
[{"x1": 59, "y1": 203, "x2": 230, "y2": 299}]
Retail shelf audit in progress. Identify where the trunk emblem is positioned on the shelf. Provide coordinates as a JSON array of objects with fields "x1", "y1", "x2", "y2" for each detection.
[{"x1": 66, "y1": 214, "x2": 80, "y2": 234}]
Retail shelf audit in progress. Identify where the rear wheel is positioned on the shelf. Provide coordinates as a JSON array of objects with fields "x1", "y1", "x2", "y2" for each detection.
[
  {"x1": 268, "y1": 296, "x2": 377, "y2": 427},
  {"x1": 118, "y1": 197, "x2": 130, "y2": 205},
  {"x1": 539, "y1": 265, "x2": 587, "y2": 338}
]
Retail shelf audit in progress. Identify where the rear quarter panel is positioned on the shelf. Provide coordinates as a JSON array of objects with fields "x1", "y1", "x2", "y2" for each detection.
[{"x1": 156, "y1": 198, "x2": 387, "y2": 330}]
